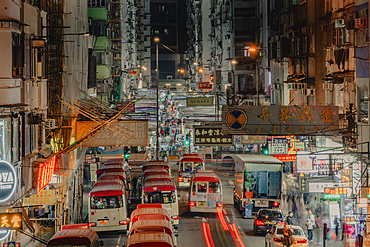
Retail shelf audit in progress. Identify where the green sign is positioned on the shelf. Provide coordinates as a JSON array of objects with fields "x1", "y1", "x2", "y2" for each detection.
[
  {"x1": 324, "y1": 194, "x2": 341, "y2": 200},
  {"x1": 186, "y1": 97, "x2": 214, "y2": 107}
]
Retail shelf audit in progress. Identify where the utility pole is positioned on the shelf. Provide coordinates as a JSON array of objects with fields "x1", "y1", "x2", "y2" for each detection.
[{"x1": 155, "y1": 37, "x2": 160, "y2": 160}]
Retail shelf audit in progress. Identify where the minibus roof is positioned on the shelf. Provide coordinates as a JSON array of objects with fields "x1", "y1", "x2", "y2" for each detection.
[
  {"x1": 93, "y1": 179, "x2": 124, "y2": 187},
  {"x1": 48, "y1": 228, "x2": 97, "y2": 245},
  {"x1": 142, "y1": 164, "x2": 170, "y2": 171},
  {"x1": 192, "y1": 171, "x2": 221, "y2": 182},
  {"x1": 183, "y1": 154, "x2": 200, "y2": 157},
  {"x1": 142, "y1": 180, "x2": 176, "y2": 192},
  {"x1": 130, "y1": 219, "x2": 174, "y2": 235},
  {"x1": 61, "y1": 224, "x2": 89, "y2": 230},
  {"x1": 98, "y1": 172, "x2": 126, "y2": 180},
  {"x1": 145, "y1": 176, "x2": 172, "y2": 183},
  {"x1": 126, "y1": 232, "x2": 173, "y2": 247},
  {"x1": 180, "y1": 157, "x2": 203, "y2": 163},
  {"x1": 96, "y1": 166, "x2": 125, "y2": 174},
  {"x1": 89, "y1": 184, "x2": 126, "y2": 197},
  {"x1": 130, "y1": 208, "x2": 170, "y2": 222},
  {"x1": 142, "y1": 171, "x2": 169, "y2": 177}
]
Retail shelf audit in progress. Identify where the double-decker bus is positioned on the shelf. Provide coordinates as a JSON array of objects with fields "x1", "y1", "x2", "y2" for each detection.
[
  {"x1": 141, "y1": 180, "x2": 179, "y2": 229},
  {"x1": 88, "y1": 183, "x2": 129, "y2": 232},
  {"x1": 189, "y1": 170, "x2": 223, "y2": 213},
  {"x1": 178, "y1": 156, "x2": 205, "y2": 187}
]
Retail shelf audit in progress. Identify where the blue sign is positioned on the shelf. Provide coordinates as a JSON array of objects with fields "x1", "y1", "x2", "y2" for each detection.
[
  {"x1": 0, "y1": 161, "x2": 17, "y2": 203},
  {"x1": 246, "y1": 144, "x2": 254, "y2": 150},
  {"x1": 7, "y1": 242, "x2": 16, "y2": 247}
]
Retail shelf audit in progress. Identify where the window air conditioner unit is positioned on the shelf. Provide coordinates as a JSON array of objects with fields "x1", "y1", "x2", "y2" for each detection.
[
  {"x1": 335, "y1": 19, "x2": 345, "y2": 28},
  {"x1": 44, "y1": 119, "x2": 56, "y2": 130},
  {"x1": 287, "y1": 31, "x2": 294, "y2": 39}
]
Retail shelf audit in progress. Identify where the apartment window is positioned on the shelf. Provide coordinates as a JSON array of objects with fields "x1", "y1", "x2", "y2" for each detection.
[
  {"x1": 244, "y1": 46, "x2": 251, "y2": 57},
  {"x1": 88, "y1": 0, "x2": 107, "y2": 7},
  {"x1": 155, "y1": 30, "x2": 159, "y2": 34},
  {"x1": 164, "y1": 28, "x2": 169, "y2": 35},
  {"x1": 0, "y1": 118, "x2": 12, "y2": 163},
  {"x1": 159, "y1": 5, "x2": 165, "y2": 12},
  {"x1": 12, "y1": 118, "x2": 20, "y2": 163}
]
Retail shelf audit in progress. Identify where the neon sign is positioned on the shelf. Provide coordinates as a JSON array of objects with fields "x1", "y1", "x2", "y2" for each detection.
[
  {"x1": 0, "y1": 161, "x2": 17, "y2": 203},
  {"x1": 37, "y1": 156, "x2": 56, "y2": 194}
]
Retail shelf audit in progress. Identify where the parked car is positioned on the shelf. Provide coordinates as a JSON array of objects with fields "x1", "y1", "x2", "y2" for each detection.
[
  {"x1": 265, "y1": 225, "x2": 308, "y2": 247},
  {"x1": 253, "y1": 209, "x2": 284, "y2": 236}
]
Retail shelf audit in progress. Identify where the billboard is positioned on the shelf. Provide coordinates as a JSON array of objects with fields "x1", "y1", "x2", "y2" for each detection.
[
  {"x1": 76, "y1": 121, "x2": 148, "y2": 146},
  {"x1": 194, "y1": 126, "x2": 233, "y2": 146},
  {"x1": 222, "y1": 105, "x2": 339, "y2": 135},
  {"x1": 186, "y1": 97, "x2": 214, "y2": 107},
  {"x1": 198, "y1": 82, "x2": 213, "y2": 89}
]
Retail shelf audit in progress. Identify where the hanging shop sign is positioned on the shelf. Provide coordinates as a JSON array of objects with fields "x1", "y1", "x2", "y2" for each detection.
[
  {"x1": 299, "y1": 178, "x2": 309, "y2": 193},
  {"x1": 0, "y1": 213, "x2": 22, "y2": 230},
  {"x1": 274, "y1": 155, "x2": 296, "y2": 162},
  {"x1": 36, "y1": 156, "x2": 57, "y2": 194},
  {"x1": 222, "y1": 105, "x2": 339, "y2": 135},
  {"x1": 76, "y1": 120, "x2": 148, "y2": 146},
  {"x1": 308, "y1": 182, "x2": 334, "y2": 193},
  {"x1": 238, "y1": 135, "x2": 266, "y2": 145},
  {"x1": 85, "y1": 157, "x2": 99, "y2": 165},
  {"x1": 198, "y1": 82, "x2": 213, "y2": 90},
  {"x1": 0, "y1": 161, "x2": 17, "y2": 203},
  {"x1": 168, "y1": 156, "x2": 179, "y2": 162},
  {"x1": 194, "y1": 126, "x2": 233, "y2": 146},
  {"x1": 23, "y1": 189, "x2": 56, "y2": 206},
  {"x1": 324, "y1": 187, "x2": 348, "y2": 199},
  {"x1": 186, "y1": 97, "x2": 214, "y2": 107},
  {"x1": 116, "y1": 102, "x2": 135, "y2": 112},
  {"x1": 296, "y1": 151, "x2": 341, "y2": 175}
]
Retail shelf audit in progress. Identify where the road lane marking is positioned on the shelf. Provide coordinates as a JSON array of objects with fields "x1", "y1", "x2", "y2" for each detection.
[
  {"x1": 228, "y1": 180, "x2": 234, "y2": 185},
  {"x1": 229, "y1": 224, "x2": 241, "y2": 247},
  {"x1": 215, "y1": 221, "x2": 228, "y2": 247},
  {"x1": 225, "y1": 215, "x2": 230, "y2": 223},
  {"x1": 116, "y1": 234, "x2": 121, "y2": 247}
]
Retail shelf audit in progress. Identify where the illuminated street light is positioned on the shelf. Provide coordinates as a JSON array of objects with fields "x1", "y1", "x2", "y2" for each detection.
[
  {"x1": 231, "y1": 59, "x2": 238, "y2": 65},
  {"x1": 198, "y1": 68, "x2": 204, "y2": 74}
]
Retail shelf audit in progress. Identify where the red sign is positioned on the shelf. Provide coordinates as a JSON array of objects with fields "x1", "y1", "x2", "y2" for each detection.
[
  {"x1": 273, "y1": 154, "x2": 296, "y2": 162},
  {"x1": 37, "y1": 156, "x2": 56, "y2": 194},
  {"x1": 116, "y1": 102, "x2": 135, "y2": 112},
  {"x1": 198, "y1": 82, "x2": 213, "y2": 89},
  {"x1": 85, "y1": 157, "x2": 99, "y2": 164}
]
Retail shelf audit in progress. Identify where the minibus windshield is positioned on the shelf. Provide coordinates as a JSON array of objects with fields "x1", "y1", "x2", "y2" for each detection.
[{"x1": 90, "y1": 195, "x2": 123, "y2": 209}]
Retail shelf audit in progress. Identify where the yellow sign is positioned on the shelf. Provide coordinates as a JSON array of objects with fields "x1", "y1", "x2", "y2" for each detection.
[
  {"x1": 23, "y1": 189, "x2": 55, "y2": 206},
  {"x1": 0, "y1": 213, "x2": 22, "y2": 229},
  {"x1": 167, "y1": 156, "x2": 179, "y2": 161}
]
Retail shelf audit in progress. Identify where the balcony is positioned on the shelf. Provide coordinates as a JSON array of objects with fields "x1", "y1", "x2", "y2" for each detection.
[
  {"x1": 96, "y1": 65, "x2": 111, "y2": 80},
  {"x1": 93, "y1": 36, "x2": 110, "y2": 52},
  {"x1": 88, "y1": 8, "x2": 109, "y2": 22}
]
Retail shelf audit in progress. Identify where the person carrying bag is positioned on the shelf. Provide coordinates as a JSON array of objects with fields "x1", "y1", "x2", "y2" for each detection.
[{"x1": 282, "y1": 225, "x2": 296, "y2": 247}]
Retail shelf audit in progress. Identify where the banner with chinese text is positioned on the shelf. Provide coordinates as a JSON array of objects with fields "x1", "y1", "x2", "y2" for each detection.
[
  {"x1": 186, "y1": 97, "x2": 214, "y2": 107},
  {"x1": 194, "y1": 126, "x2": 233, "y2": 146},
  {"x1": 222, "y1": 105, "x2": 339, "y2": 135},
  {"x1": 198, "y1": 82, "x2": 213, "y2": 89}
]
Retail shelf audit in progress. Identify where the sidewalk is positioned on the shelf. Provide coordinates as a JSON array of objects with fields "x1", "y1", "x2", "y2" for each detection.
[{"x1": 310, "y1": 229, "x2": 344, "y2": 247}]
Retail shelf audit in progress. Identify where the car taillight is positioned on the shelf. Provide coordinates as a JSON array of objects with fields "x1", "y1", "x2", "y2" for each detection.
[
  {"x1": 91, "y1": 212, "x2": 95, "y2": 216},
  {"x1": 119, "y1": 220, "x2": 128, "y2": 225},
  {"x1": 89, "y1": 222, "x2": 96, "y2": 227},
  {"x1": 171, "y1": 215, "x2": 179, "y2": 220},
  {"x1": 216, "y1": 202, "x2": 223, "y2": 207},
  {"x1": 273, "y1": 238, "x2": 281, "y2": 242},
  {"x1": 255, "y1": 219, "x2": 265, "y2": 226},
  {"x1": 273, "y1": 202, "x2": 280, "y2": 207},
  {"x1": 189, "y1": 201, "x2": 195, "y2": 207},
  {"x1": 277, "y1": 221, "x2": 285, "y2": 225},
  {"x1": 178, "y1": 177, "x2": 183, "y2": 182},
  {"x1": 297, "y1": 239, "x2": 307, "y2": 243}
]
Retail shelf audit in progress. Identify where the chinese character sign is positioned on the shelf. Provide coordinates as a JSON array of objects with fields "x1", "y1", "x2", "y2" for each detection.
[
  {"x1": 194, "y1": 126, "x2": 233, "y2": 146},
  {"x1": 222, "y1": 105, "x2": 339, "y2": 135},
  {"x1": 36, "y1": 156, "x2": 57, "y2": 194},
  {"x1": 324, "y1": 187, "x2": 349, "y2": 199},
  {"x1": 0, "y1": 213, "x2": 22, "y2": 229},
  {"x1": 198, "y1": 82, "x2": 213, "y2": 89},
  {"x1": 186, "y1": 97, "x2": 214, "y2": 107}
]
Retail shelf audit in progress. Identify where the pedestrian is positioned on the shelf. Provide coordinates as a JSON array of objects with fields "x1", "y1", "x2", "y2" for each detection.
[
  {"x1": 286, "y1": 211, "x2": 294, "y2": 225},
  {"x1": 283, "y1": 225, "x2": 295, "y2": 247},
  {"x1": 334, "y1": 216, "x2": 340, "y2": 241},
  {"x1": 131, "y1": 176, "x2": 138, "y2": 198},
  {"x1": 305, "y1": 209, "x2": 315, "y2": 242}
]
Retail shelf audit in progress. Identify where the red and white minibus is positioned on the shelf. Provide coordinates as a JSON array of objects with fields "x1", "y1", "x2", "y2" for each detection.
[
  {"x1": 143, "y1": 161, "x2": 171, "y2": 173},
  {"x1": 141, "y1": 180, "x2": 179, "y2": 228},
  {"x1": 125, "y1": 232, "x2": 174, "y2": 247},
  {"x1": 88, "y1": 183, "x2": 129, "y2": 232},
  {"x1": 143, "y1": 174, "x2": 172, "y2": 184},
  {"x1": 189, "y1": 170, "x2": 223, "y2": 213},
  {"x1": 48, "y1": 226, "x2": 102, "y2": 247},
  {"x1": 178, "y1": 157, "x2": 205, "y2": 187}
]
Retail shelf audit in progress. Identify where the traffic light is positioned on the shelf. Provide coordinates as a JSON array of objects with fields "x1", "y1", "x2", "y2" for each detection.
[
  {"x1": 261, "y1": 144, "x2": 269, "y2": 155},
  {"x1": 185, "y1": 135, "x2": 190, "y2": 146},
  {"x1": 123, "y1": 146, "x2": 130, "y2": 159}
]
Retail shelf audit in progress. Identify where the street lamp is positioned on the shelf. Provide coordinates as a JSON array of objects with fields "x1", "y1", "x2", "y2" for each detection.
[{"x1": 154, "y1": 37, "x2": 160, "y2": 160}]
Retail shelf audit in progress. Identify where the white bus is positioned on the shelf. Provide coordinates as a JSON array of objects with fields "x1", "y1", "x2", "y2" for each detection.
[
  {"x1": 189, "y1": 170, "x2": 223, "y2": 213},
  {"x1": 141, "y1": 180, "x2": 179, "y2": 229},
  {"x1": 88, "y1": 183, "x2": 129, "y2": 232}
]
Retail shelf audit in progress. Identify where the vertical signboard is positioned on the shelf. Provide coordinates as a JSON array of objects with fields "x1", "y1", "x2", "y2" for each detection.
[{"x1": 36, "y1": 156, "x2": 57, "y2": 194}]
